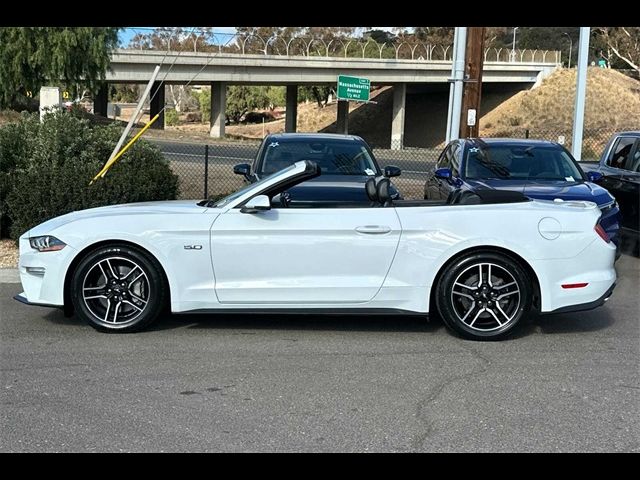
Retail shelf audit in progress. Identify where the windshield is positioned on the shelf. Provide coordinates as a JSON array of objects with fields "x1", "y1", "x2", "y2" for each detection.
[
  {"x1": 259, "y1": 139, "x2": 378, "y2": 176},
  {"x1": 465, "y1": 145, "x2": 585, "y2": 181},
  {"x1": 209, "y1": 163, "x2": 298, "y2": 208}
]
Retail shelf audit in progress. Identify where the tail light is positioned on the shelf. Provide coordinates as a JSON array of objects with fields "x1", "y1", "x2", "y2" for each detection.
[{"x1": 595, "y1": 223, "x2": 610, "y2": 243}]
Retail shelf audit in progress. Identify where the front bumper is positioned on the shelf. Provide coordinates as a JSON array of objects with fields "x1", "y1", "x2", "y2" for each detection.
[
  {"x1": 13, "y1": 292, "x2": 61, "y2": 309},
  {"x1": 17, "y1": 234, "x2": 77, "y2": 307}
]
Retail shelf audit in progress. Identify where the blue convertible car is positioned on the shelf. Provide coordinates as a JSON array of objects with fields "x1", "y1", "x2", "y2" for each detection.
[{"x1": 424, "y1": 138, "x2": 621, "y2": 246}]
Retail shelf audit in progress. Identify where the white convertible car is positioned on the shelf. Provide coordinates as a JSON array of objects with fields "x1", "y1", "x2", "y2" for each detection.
[{"x1": 15, "y1": 160, "x2": 617, "y2": 340}]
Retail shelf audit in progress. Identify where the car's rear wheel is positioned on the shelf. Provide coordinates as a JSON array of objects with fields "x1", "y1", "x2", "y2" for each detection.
[
  {"x1": 435, "y1": 251, "x2": 532, "y2": 340},
  {"x1": 70, "y1": 244, "x2": 166, "y2": 332}
]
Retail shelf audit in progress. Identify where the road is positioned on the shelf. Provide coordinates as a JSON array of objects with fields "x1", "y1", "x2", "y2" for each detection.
[
  {"x1": 150, "y1": 139, "x2": 439, "y2": 177},
  {"x1": 1, "y1": 255, "x2": 638, "y2": 452}
]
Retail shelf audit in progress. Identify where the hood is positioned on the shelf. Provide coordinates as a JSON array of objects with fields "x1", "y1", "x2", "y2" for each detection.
[
  {"x1": 28, "y1": 200, "x2": 206, "y2": 237},
  {"x1": 466, "y1": 179, "x2": 615, "y2": 206},
  {"x1": 284, "y1": 175, "x2": 399, "y2": 203}
]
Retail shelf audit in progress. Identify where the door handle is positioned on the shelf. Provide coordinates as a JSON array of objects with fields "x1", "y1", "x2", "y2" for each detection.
[{"x1": 355, "y1": 225, "x2": 392, "y2": 234}]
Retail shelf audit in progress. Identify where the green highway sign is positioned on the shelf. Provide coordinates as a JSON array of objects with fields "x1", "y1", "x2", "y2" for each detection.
[{"x1": 337, "y1": 75, "x2": 370, "y2": 102}]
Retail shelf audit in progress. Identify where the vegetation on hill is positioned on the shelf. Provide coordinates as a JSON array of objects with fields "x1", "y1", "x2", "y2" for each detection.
[{"x1": 480, "y1": 67, "x2": 640, "y2": 135}]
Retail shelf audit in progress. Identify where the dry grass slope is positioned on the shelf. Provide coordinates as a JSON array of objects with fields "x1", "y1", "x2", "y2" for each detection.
[{"x1": 480, "y1": 67, "x2": 640, "y2": 136}]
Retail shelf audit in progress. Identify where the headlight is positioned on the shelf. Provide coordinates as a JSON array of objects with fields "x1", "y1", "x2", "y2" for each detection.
[{"x1": 29, "y1": 235, "x2": 67, "y2": 252}]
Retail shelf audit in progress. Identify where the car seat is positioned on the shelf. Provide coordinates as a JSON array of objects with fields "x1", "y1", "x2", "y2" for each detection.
[{"x1": 365, "y1": 177, "x2": 379, "y2": 206}]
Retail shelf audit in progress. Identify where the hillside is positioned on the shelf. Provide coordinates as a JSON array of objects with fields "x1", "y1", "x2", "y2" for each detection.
[{"x1": 480, "y1": 67, "x2": 640, "y2": 136}]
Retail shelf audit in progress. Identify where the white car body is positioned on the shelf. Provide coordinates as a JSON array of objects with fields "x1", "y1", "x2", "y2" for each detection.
[{"x1": 17, "y1": 161, "x2": 617, "y2": 319}]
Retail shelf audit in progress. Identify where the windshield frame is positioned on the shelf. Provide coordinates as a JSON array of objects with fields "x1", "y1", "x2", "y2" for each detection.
[
  {"x1": 204, "y1": 163, "x2": 299, "y2": 209},
  {"x1": 463, "y1": 143, "x2": 587, "y2": 182},
  {"x1": 255, "y1": 137, "x2": 381, "y2": 177}
]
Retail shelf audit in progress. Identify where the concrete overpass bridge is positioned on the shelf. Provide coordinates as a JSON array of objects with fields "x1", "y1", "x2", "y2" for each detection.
[{"x1": 99, "y1": 48, "x2": 560, "y2": 148}]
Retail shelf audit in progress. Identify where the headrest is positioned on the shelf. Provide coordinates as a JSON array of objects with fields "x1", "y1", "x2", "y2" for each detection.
[
  {"x1": 365, "y1": 177, "x2": 378, "y2": 202},
  {"x1": 377, "y1": 178, "x2": 392, "y2": 205}
]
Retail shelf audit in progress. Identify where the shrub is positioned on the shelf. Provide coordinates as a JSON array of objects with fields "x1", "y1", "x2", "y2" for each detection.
[
  {"x1": 193, "y1": 89, "x2": 211, "y2": 123},
  {"x1": 164, "y1": 108, "x2": 179, "y2": 126},
  {"x1": 1, "y1": 111, "x2": 179, "y2": 240}
]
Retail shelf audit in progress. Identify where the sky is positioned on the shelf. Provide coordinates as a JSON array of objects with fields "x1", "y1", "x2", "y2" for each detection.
[{"x1": 117, "y1": 27, "x2": 399, "y2": 47}]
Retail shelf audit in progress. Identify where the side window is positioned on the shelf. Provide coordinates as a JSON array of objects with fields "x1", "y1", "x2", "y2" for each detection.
[
  {"x1": 629, "y1": 140, "x2": 640, "y2": 172},
  {"x1": 606, "y1": 137, "x2": 635, "y2": 169},
  {"x1": 450, "y1": 143, "x2": 461, "y2": 176}
]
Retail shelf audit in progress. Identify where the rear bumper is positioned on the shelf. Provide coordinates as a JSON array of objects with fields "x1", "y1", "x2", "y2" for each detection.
[
  {"x1": 545, "y1": 282, "x2": 616, "y2": 314},
  {"x1": 531, "y1": 237, "x2": 617, "y2": 313}
]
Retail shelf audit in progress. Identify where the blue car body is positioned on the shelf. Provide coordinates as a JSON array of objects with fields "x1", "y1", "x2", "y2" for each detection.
[{"x1": 424, "y1": 138, "x2": 621, "y2": 246}]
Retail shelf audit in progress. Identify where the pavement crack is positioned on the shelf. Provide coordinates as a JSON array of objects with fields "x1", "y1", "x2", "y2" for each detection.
[{"x1": 411, "y1": 343, "x2": 491, "y2": 451}]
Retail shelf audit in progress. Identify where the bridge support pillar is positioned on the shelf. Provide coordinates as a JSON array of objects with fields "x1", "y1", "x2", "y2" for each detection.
[
  {"x1": 150, "y1": 81, "x2": 165, "y2": 129},
  {"x1": 93, "y1": 83, "x2": 108, "y2": 117},
  {"x1": 336, "y1": 100, "x2": 349, "y2": 134},
  {"x1": 210, "y1": 81, "x2": 226, "y2": 138},
  {"x1": 391, "y1": 83, "x2": 406, "y2": 150},
  {"x1": 285, "y1": 85, "x2": 298, "y2": 133}
]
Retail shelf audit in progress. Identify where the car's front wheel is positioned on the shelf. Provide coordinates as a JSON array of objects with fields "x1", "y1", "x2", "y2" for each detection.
[
  {"x1": 435, "y1": 251, "x2": 532, "y2": 340},
  {"x1": 70, "y1": 244, "x2": 166, "y2": 332}
]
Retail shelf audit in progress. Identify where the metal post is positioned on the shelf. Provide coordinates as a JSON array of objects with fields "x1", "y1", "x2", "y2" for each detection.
[
  {"x1": 447, "y1": 27, "x2": 467, "y2": 142},
  {"x1": 572, "y1": 27, "x2": 590, "y2": 161},
  {"x1": 525, "y1": 129, "x2": 530, "y2": 139},
  {"x1": 511, "y1": 27, "x2": 519, "y2": 62},
  {"x1": 336, "y1": 100, "x2": 349, "y2": 134},
  {"x1": 204, "y1": 144, "x2": 209, "y2": 199},
  {"x1": 105, "y1": 65, "x2": 161, "y2": 167},
  {"x1": 444, "y1": 29, "x2": 459, "y2": 143},
  {"x1": 563, "y1": 33, "x2": 573, "y2": 68}
]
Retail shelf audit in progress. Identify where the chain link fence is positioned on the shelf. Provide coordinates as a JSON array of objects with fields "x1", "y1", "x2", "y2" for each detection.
[
  {"x1": 483, "y1": 127, "x2": 635, "y2": 161},
  {"x1": 160, "y1": 139, "x2": 441, "y2": 201},
  {"x1": 158, "y1": 125, "x2": 638, "y2": 202}
]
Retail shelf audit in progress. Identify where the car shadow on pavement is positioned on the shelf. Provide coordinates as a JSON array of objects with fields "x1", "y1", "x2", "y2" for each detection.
[
  {"x1": 148, "y1": 312, "x2": 443, "y2": 334},
  {"x1": 36, "y1": 300, "x2": 615, "y2": 337},
  {"x1": 512, "y1": 307, "x2": 616, "y2": 338},
  {"x1": 146, "y1": 305, "x2": 616, "y2": 337}
]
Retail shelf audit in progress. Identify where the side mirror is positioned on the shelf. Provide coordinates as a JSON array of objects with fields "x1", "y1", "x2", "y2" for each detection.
[
  {"x1": 587, "y1": 171, "x2": 603, "y2": 183},
  {"x1": 435, "y1": 167, "x2": 452, "y2": 180},
  {"x1": 240, "y1": 195, "x2": 271, "y2": 214},
  {"x1": 384, "y1": 165, "x2": 402, "y2": 178},
  {"x1": 233, "y1": 163, "x2": 251, "y2": 178}
]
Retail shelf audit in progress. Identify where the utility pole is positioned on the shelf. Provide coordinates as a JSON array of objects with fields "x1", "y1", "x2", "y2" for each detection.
[{"x1": 459, "y1": 27, "x2": 486, "y2": 138}]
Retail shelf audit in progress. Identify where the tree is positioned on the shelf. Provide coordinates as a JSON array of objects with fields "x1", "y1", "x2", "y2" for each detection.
[
  {"x1": 226, "y1": 86, "x2": 271, "y2": 123},
  {"x1": 516, "y1": 27, "x2": 579, "y2": 66},
  {"x1": 0, "y1": 27, "x2": 120, "y2": 109},
  {"x1": 411, "y1": 27, "x2": 454, "y2": 44},
  {"x1": 593, "y1": 27, "x2": 640, "y2": 73},
  {"x1": 299, "y1": 86, "x2": 334, "y2": 108}
]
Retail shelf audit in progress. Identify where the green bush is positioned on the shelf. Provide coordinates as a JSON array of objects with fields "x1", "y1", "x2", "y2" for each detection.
[
  {"x1": 1, "y1": 111, "x2": 179, "y2": 240},
  {"x1": 164, "y1": 108, "x2": 179, "y2": 126},
  {"x1": 193, "y1": 89, "x2": 211, "y2": 123}
]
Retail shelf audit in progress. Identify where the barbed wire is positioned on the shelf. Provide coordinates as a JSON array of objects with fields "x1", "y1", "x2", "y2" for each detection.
[{"x1": 121, "y1": 28, "x2": 561, "y2": 63}]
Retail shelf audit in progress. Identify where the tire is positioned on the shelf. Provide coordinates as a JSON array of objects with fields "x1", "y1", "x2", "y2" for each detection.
[
  {"x1": 435, "y1": 251, "x2": 532, "y2": 341},
  {"x1": 70, "y1": 244, "x2": 167, "y2": 333}
]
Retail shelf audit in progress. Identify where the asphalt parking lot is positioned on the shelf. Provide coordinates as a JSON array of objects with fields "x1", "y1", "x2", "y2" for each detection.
[{"x1": 1, "y1": 255, "x2": 638, "y2": 452}]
